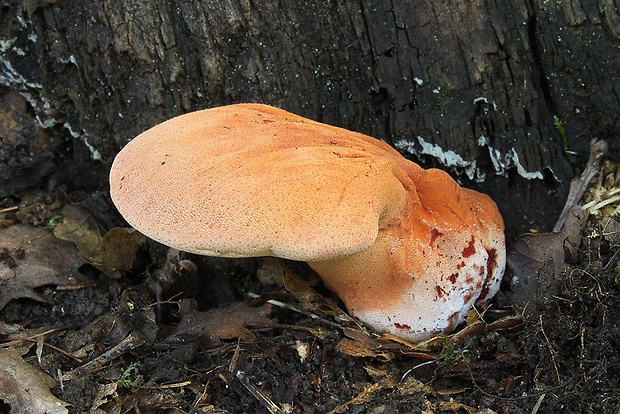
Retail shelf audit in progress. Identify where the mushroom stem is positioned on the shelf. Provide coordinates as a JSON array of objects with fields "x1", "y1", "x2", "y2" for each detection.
[{"x1": 309, "y1": 169, "x2": 505, "y2": 342}]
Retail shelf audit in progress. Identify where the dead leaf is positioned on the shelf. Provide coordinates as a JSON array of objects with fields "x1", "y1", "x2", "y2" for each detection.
[
  {"x1": 0, "y1": 347, "x2": 70, "y2": 414},
  {"x1": 583, "y1": 159, "x2": 620, "y2": 217},
  {"x1": 256, "y1": 257, "x2": 287, "y2": 285},
  {"x1": 99, "y1": 228, "x2": 146, "y2": 279},
  {"x1": 337, "y1": 327, "x2": 436, "y2": 360},
  {"x1": 600, "y1": 216, "x2": 620, "y2": 245},
  {"x1": 336, "y1": 327, "x2": 394, "y2": 360},
  {"x1": 53, "y1": 204, "x2": 145, "y2": 278},
  {"x1": 327, "y1": 374, "x2": 434, "y2": 414},
  {"x1": 435, "y1": 400, "x2": 476, "y2": 413},
  {"x1": 0, "y1": 224, "x2": 85, "y2": 310},
  {"x1": 508, "y1": 206, "x2": 587, "y2": 313},
  {"x1": 53, "y1": 204, "x2": 103, "y2": 263},
  {"x1": 449, "y1": 321, "x2": 486, "y2": 345},
  {"x1": 165, "y1": 300, "x2": 273, "y2": 347},
  {"x1": 335, "y1": 337, "x2": 377, "y2": 358},
  {"x1": 487, "y1": 315, "x2": 523, "y2": 333},
  {"x1": 336, "y1": 337, "x2": 390, "y2": 359},
  {"x1": 256, "y1": 258, "x2": 357, "y2": 332},
  {"x1": 279, "y1": 261, "x2": 353, "y2": 324},
  {"x1": 328, "y1": 374, "x2": 399, "y2": 414},
  {"x1": 91, "y1": 382, "x2": 118, "y2": 412},
  {"x1": 65, "y1": 287, "x2": 157, "y2": 353},
  {"x1": 0, "y1": 320, "x2": 22, "y2": 336},
  {"x1": 14, "y1": 196, "x2": 64, "y2": 227}
]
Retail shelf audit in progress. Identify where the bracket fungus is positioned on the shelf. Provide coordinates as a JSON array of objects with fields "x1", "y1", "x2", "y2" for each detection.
[{"x1": 109, "y1": 103, "x2": 506, "y2": 342}]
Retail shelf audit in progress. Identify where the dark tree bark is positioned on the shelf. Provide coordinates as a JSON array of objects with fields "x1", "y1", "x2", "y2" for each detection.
[{"x1": 1, "y1": 0, "x2": 619, "y2": 239}]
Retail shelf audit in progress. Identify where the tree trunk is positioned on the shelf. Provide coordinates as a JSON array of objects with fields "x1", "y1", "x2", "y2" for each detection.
[{"x1": 1, "y1": 0, "x2": 619, "y2": 239}]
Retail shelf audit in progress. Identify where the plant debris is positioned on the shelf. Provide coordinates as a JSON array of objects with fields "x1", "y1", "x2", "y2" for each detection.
[
  {"x1": 0, "y1": 347, "x2": 70, "y2": 414},
  {"x1": 0, "y1": 224, "x2": 85, "y2": 310},
  {"x1": 163, "y1": 299, "x2": 274, "y2": 347},
  {"x1": 53, "y1": 204, "x2": 145, "y2": 279},
  {"x1": 1, "y1": 204, "x2": 619, "y2": 412}
]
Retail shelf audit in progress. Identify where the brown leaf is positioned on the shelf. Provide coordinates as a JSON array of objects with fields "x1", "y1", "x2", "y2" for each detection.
[
  {"x1": 449, "y1": 321, "x2": 486, "y2": 345},
  {"x1": 600, "y1": 216, "x2": 620, "y2": 245},
  {"x1": 508, "y1": 206, "x2": 587, "y2": 313},
  {"x1": 64, "y1": 287, "x2": 157, "y2": 353},
  {"x1": 336, "y1": 328, "x2": 394, "y2": 361},
  {"x1": 0, "y1": 320, "x2": 21, "y2": 336},
  {"x1": 337, "y1": 327, "x2": 437, "y2": 360},
  {"x1": 328, "y1": 374, "x2": 399, "y2": 414},
  {"x1": 53, "y1": 204, "x2": 103, "y2": 263},
  {"x1": 53, "y1": 204, "x2": 145, "y2": 278},
  {"x1": 436, "y1": 400, "x2": 476, "y2": 413},
  {"x1": 99, "y1": 228, "x2": 146, "y2": 279},
  {"x1": 0, "y1": 224, "x2": 85, "y2": 310},
  {"x1": 280, "y1": 261, "x2": 352, "y2": 323},
  {"x1": 165, "y1": 299, "x2": 273, "y2": 347},
  {"x1": 0, "y1": 348, "x2": 70, "y2": 414}
]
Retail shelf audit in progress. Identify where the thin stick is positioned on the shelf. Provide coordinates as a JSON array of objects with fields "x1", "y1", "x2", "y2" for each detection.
[
  {"x1": 530, "y1": 393, "x2": 546, "y2": 414},
  {"x1": 62, "y1": 331, "x2": 146, "y2": 380},
  {"x1": 248, "y1": 292, "x2": 344, "y2": 329},
  {"x1": 554, "y1": 139, "x2": 607, "y2": 232},
  {"x1": 236, "y1": 371, "x2": 285, "y2": 414},
  {"x1": 1, "y1": 329, "x2": 82, "y2": 363},
  {"x1": 539, "y1": 315, "x2": 561, "y2": 384}
]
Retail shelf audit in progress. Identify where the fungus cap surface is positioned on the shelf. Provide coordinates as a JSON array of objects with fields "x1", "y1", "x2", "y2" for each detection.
[{"x1": 110, "y1": 104, "x2": 412, "y2": 261}]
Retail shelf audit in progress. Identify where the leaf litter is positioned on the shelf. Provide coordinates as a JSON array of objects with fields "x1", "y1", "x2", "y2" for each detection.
[
  {"x1": 1, "y1": 162, "x2": 620, "y2": 412},
  {"x1": 0, "y1": 347, "x2": 70, "y2": 414},
  {"x1": 0, "y1": 224, "x2": 84, "y2": 311},
  {"x1": 508, "y1": 205, "x2": 588, "y2": 313},
  {"x1": 163, "y1": 299, "x2": 274, "y2": 348},
  {"x1": 53, "y1": 204, "x2": 145, "y2": 279}
]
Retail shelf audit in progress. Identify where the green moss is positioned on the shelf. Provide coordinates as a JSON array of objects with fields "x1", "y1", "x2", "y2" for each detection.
[
  {"x1": 47, "y1": 215, "x2": 64, "y2": 228},
  {"x1": 554, "y1": 115, "x2": 578, "y2": 164},
  {"x1": 117, "y1": 362, "x2": 142, "y2": 389}
]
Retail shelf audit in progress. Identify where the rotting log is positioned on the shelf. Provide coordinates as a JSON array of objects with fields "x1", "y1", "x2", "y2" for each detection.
[{"x1": 1, "y1": 0, "x2": 618, "y2": 238}]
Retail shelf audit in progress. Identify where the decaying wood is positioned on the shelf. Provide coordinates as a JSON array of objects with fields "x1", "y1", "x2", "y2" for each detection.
[{"x1": 1, "y1": 0, "x2": 619, "y2": 235}]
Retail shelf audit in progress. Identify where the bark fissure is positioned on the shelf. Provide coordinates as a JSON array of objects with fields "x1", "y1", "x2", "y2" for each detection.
[{"x1": 1, "y1": 0, "x2": 618, "y2": 238}]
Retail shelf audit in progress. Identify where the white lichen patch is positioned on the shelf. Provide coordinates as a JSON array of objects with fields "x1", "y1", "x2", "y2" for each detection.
[
  {"x1": 1, "y1": 37, "x2": 102, "y2": 161},
  {"x1": 487, "y1": 145, "x2": 507, "y2": 175},
  {"x1": 0, "y1": 38, "x2": 16, "y2": 52},
  {"x1": 81, "y1": 136, "x2": 102, "y2": 161},
  {"x1": 473, "y1": 96, "x2": 498, "y2": 112},
  {"x1": 0, "y1": 55, "x2": 43, "y2": 91},
  {"x1": 394, "y1": 137, "x2": 483, "y2": 182},
  {"x1": 395, "y1": 136, "x2": 547, "y2": 182},
  {"x1": 391, "y1": 95, "x2": 548, "y2": 181},
  {"x1": 58, "y1": 54, "x2": 78, "y2": 67},
  {"x1": 63, "y1": 123, "x2": 101, "y2": 161},
  {"x1": 510, "y1": 148, "x2": 544, "y2": 180}
]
